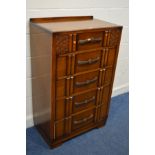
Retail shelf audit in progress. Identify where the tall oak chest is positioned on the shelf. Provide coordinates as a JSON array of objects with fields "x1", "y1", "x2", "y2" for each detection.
[{"x1": 30, "y1": 16, "x2": 122, "y2": 148}]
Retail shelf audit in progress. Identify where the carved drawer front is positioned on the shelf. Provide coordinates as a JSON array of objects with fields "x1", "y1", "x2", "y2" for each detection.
[
  {"x1": 73, "y1": 90, "x2": 97, "y2": 113},
  {"x1": 76, "y1": 32, "x2": 103, "y2": 51},
  {"x1": 73, "y1": 71, "x2": 99, "y2": 93},
  {"x1": 75, "y1": 50, "x2": 102, "y2": 73},
  {"x1": 108, "y1": 29, "x2": 122, "y2": 47},
  {"x1": 72, "y1": 109, "x2": 95, "y2": 131},
  {"x1": 55, "y1": 34, "x2": 71, "y2": 55}
]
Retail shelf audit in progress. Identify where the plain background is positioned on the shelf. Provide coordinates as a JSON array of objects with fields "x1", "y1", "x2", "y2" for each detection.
[
  {"x1": 0, "y1": 0, "x2": 155, "y2": 155},
  {"x1": 26, "y1": 0, "x2": 129, "y2": 128}
]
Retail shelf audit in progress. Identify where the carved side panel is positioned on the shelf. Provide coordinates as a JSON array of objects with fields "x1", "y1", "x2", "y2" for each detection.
[
  {"x1": 109, "y1": 29, "x2": 121, "y2": 46},
  {"x1": 55, "y1": 34, "x2": 69, "y2": 55}
]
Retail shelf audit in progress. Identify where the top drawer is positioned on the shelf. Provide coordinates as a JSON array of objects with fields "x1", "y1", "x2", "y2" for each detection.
[
  {"x1": 54, "y1": 28, "x2": 122, "y2": 55},
  {"x1": 76, "y1": 32, "x2": 103, "y2": 51}
]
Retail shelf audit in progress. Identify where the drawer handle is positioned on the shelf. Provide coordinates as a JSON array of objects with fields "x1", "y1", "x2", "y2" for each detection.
[
  {"x1": 78, "y1": 57, "x2": 100, "y2": 65},
  {"x1": 75, "y1": 76, "x2": 98, "y2": 87},
  {"x1": 75, "y1": 96, "x2": 95, "y2": 106},
  {"x1": 73, "y1": 114, "x2": 94, "y2": 125},
  {"x1": 78, "y1": 37, "x2": 102, "y2": 45}
]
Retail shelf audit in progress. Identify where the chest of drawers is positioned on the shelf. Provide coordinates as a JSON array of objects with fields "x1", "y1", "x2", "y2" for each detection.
[{"x1": 30, "y1": 16, "x2": 122, "y2": 148}]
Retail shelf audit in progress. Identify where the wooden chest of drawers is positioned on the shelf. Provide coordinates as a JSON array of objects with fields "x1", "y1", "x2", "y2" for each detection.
[{"x1": 30, "y1": 16, "x2": 122, "y2": 148}]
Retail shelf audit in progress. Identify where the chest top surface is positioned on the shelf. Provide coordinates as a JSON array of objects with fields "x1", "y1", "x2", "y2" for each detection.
[{"x1": 30, "y1": 16, "x2": 122, "y2": 33}]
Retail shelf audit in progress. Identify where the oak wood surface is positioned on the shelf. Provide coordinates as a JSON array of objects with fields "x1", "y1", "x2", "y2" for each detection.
[
  {"x1": 30, "y1": 23, "x2": 52, "y2": 139},
  {"x1": 30, "y1": 16, "x2": 121, "y2": 33}
]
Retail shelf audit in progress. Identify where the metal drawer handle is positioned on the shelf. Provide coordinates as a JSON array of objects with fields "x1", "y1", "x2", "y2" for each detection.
[
  {"x1": 78, "y1": 57, "x2": 100, "y2": 65},
  {"x1": 75, "y1": 96, "x2": 95, "y2": 106},
  {"x1": 73, "y1": 114, "x2": 94, "y2": 125},
  {"x1": 75, "y1": 76, "x2": 98, "y2": 87},
  {"x1": 78, "y1": 37, "x2": 102, "y2": 45}
]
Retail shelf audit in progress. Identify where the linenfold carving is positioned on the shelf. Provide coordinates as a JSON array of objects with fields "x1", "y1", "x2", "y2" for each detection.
[
  {"x1": 55, "y1": 35, "x2": 69, "y2": 54},
  {"x1": 109, "y1": 29, "x2": 121, "y2": 46}
]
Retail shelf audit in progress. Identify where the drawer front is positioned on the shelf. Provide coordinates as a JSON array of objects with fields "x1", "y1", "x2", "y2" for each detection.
[
  {"x1": 54, "y1": 108, "x2": 95, "y2": 140},
  {"x1": 56, "y1": 56, "x2": 67, "y2": 78},
  {"x1": 76, "y1": 32, "x2": 103, "y2": 51},
  {"x1": 72, "y1": 109, "x2": 95, "y2": 131},
  {"x1": 102, "y1": 68, "x2": 113, "y2": 85},
  {"x1": 56, "y1": 79, "x2": 66, "y2": 98},
  {"x1": 104, "y1": 48, "x2": 117, "y2": 67},
  {"x1": 73, "y1": 71, "x2": 99, "y2": 93},
  {"x1": 56, "y1": 71, "x2": 99, "y2": 98},
  {"x1": 73, "y1": 90, "x2": 97, "y2": 113},
  {"x1": 75, "y1": 50, "x2": 102, "y2": 73},
  {"x1": 55, "y1": 34, "x2": 71, "y2": 55},
  {"x1": 55, "y1": 90, "x2": 98, "y2": 121},
  {"x1": 108, "y1": 28, "x2": 122, "y2": 47},
  {"x1": 55, "y1": 99, "x2": 66, "y2": 121}
]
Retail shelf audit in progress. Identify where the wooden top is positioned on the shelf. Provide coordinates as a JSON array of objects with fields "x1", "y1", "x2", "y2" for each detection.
[{"x1": 30, "y1": 16, "x2": 122, "y2": 33}]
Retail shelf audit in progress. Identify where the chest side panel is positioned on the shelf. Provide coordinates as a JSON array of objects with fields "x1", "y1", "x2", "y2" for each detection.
[{"x1": 30, "y1": 23, "x2": 52, "y2": 141}]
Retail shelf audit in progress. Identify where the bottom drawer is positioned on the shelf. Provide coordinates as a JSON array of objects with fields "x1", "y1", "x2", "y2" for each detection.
[
  {"x1": 72, "y1": 109, "x2": 95, "y2": 131},
  {"x1": 54, "y1": 108, "x2": 96, "y2": 140}
]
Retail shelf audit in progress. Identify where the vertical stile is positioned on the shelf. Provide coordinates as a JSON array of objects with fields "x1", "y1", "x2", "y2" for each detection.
[
  {"x1": 106, "y1": 31, "x2": 111, "y2": 47},
  {"x1": 99, "y1": 69, "x2": 103, "y2": 86},
  {"x1": 104, "y1": 48, "x2": 109, "y2": 67},
  {"x1": 104, "y1": 30, "x2": 108, "y2": 47},
  {"x1": 71, "y1": 54, "x2": 75, "y2": 75},
  {"x1": 101, "y1": 49, "x2": 105, "y2": 68},
  {"x1": 53, "y1": 123, "x2": 56, "y2": 140},
  {"x1": 68, "y1": 97, "x2": 73, "y2": 134},
  {"x1": 66, "y1": 77, "x2": 70, "y2": 97},
  {"x1": 98, "y1": 87, "x2": 104, "y2": 121},
  {"x1": 73, "y1": 34, "x2": 77, "y2": 52},
  {"x1": 70, "y1": 53, "x2": 75, "y2": 95},
  {"x1": 67, "y1": 54, "x2": 71, "y2": 76},
  {"x1": 66, "y1": 34, "x2": 74, "y2": 135},
  {"x1": 64, "y1": 98, "x2": 70, "y2": 135},
  {"x1": 69, "y1": 34, "x2": 73, "y2": 53},
  {"x1": 95, "y1": 88, "x2": 100, "y2": 122},
  {"x1": 101, "y1": 48, "x2": 108, "y2": 86}
]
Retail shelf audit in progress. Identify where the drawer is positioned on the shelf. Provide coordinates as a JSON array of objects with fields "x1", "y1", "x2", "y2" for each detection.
[
  {"x1": 73, "y1": 71, "x2": 99, "y2": 93},
  {"x1": 75, "y1": 50, "x2": 102, "y2": 73},
  {"x1": 108, "y1": 28, "x2": 122, "y2": 47},
  {"x1": 72, "y1": 109, "x2": 95, "y2": 131},
  {"x1": 55, "y1": 90, "x2": 97, "y2": 121},
  {"x1": 56, "y1": 56, "x2": 67, "y2": 78},
  {"x1": 104, "y1": 48, "x2": 117, "y2": 67},
  {"x1": 73, "y1": 90, "x2": 97, "y2": 113},
  {"x1": 56, "y1": 79, "x2": 66, "y2": 98},
  {"x1": 56, "y1": 48, "x2": 117, "y2": 78},
  {"x1": 102, "y1": 68, "x2": 113, "y2": 85},
  {"x1": 76, "y1": 32, "x2": 103, "y2": 51},
  {"x1": 56, "y1": 68, "x2": 112, "y2": 98},
  {"x1": 55, "y1": 34, "x2": 70, "y2": 55}
]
